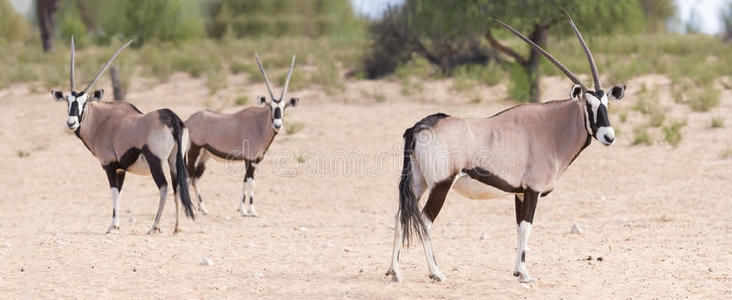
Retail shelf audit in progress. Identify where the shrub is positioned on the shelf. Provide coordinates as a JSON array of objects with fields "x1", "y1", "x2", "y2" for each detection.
[
  {"x1": 663, "y1": 119, "x2": 687, "y2": 148},
  {"x1": 710, "y1": 116, "x2": 724, "y2": 129},
  {"x1": 632, "y1": 126, "x2": 652, "y2": 146},
  {"x1": 687, "y1": 88, "x2": 720, "y2": 112},
  {"x1": 286, "y1": 122, "x2": 305, "y2": 135}
]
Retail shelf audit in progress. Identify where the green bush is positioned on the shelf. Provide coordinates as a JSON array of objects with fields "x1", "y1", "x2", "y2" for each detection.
[
  {"x1": 663, "y1": 119, "x2": 687, "y2": 148},
  {"x1": 508, "y1": 63, "x2": 530, "y2": 102},
  {"x1": 632, "y1": 126, "x2": 652, "y2": 146},
  {"x1": 710, "y1": 116, "x2": 724, "y2": 129},
  {"x1": 0, "y1": 0, "x2": 32, "y2": 44},
  {"x1": 687, "y1": 88, "x2": 720, "y2": 112}
]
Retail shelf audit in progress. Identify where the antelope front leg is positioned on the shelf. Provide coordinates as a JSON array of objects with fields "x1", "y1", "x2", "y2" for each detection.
[
  {"x1": 106, "y1": 187, "x2": 121, "y2": 233},
  {"x1": 245, "y1": 161, "x2": 257, "y2": 217},
  {"x1": 103, "y1": 166, "x2": 124, "y2": 233},
  {"x1": 513, "y1": 192, "x2": 538, "y2": 283}
]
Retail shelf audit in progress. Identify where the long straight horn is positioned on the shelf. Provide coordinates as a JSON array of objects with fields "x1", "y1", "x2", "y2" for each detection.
[
  {"x1": 494, "y1": 18, "x2": 589, "y2": 91},
  {"x1": 255, "y1": 53, "x2": 276, "y2": 100},
  {"x1": 279, "y1": 55, "x2": 296, "y2": 101},
  {"x1": 563, "y1": 10, "x2": 602, "y2": 91},
  {"x1": 70, "y1": 36, "x2": 75, "y2": 92},
  {"x1": 81, "y1": 39, "x2": 134, "y2": 94}
]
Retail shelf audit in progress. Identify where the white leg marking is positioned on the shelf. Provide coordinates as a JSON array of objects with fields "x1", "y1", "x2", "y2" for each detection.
[
  {"x1": 239, "y1": 179, "x2": 248, "y2": 216},
  {"x1": 246, "y1": 179, "x2": 257, "y2": 217},
  {"x1": 106, "y1": 187, "x2": 121, "y2": 233},
  {"x1": 192, "y1": 178, "x2": 208, "y2": 215},
  {"x1": 421, "y1": 213, "x2": 445, "y2": 282},
  {"x1": 173, "y1": 189, "x2": 181, "y2": 233},
  {"x1": 387, "y1": 212, "x2": 404, "y2": 282},
  {"x1": 514, "y1": 220, "x2": 533, "y2": 283}
]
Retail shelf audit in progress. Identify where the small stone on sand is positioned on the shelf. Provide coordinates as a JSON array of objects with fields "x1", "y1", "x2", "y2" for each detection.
[
  {"x1": 296, "y1": 227, "x2": 308, "y2": 232},
  {"x1": 322, "y1": 241, "x2": 334, "y2": 248},
  {"x1": 480, "y1": 233, "x2": 489, "y2": 240},
  {"x1": 200, "y1": 257, "x2": 214, "y2": 266},
  {"x1": 571, "y1": 223, "x2": 582, "y2": 234},
  {"x1": 448, "y1": 221, "x2": 459, "y2": 226},
  {"x1": 252, "y1": 273, "x2": 263, "y2": 279}
]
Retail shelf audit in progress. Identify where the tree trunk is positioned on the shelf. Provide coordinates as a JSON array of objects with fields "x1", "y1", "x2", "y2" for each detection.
[
  {"x1": 36, "y1": 0, "x2": 58, "y2": 52},
  {"x1": 523, "y1": 23, "x2": 548, "y2": 103},
  {"x1": 110, "y1": 67, "x2": 125, "y2": 101}
]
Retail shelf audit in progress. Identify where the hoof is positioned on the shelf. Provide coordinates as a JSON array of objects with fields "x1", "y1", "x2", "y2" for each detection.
[
  {"x1": 147, "y1": 227, "x2": 161, "y2": 235},
  {"x1": 247, "y1": 211, "x2": 259, "y2": 217},
  {"x1": 429, "y1": 272, "x2": 446, "y2": 282},
  {"x1": 199, "y1": 208, "x2": 209, "y2": 215},
  {"x1": 518, "y1": 274, "x2": 534, "y2": 283},
  {"x1": 173, "y1": 227, "x2": 182, "y2": 234},
  {"x1": 385, "y1": 269, "x2": 403, "y2": 282},
  {"x1": 105, "y1": 225, "x2": 120, "y2": 234}
]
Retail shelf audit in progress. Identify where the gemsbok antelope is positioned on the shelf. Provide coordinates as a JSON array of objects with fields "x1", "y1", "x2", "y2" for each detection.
[
  {"x1": 186, "y1": 54, "x2": 299, "y2": 217},
  {"x1": 50, "y1": 37, "x2": 195, "y2": 234},
  {"x1": 386, "y1": 12, "x2": 627, "y2": 283}
]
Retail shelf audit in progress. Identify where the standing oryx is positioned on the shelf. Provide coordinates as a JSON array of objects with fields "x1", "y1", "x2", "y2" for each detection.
[
  {"x1": 386, "y1": 11, "x2": 627, "y2": 283},
  {"x1": 186, "y1": 54, "x2": 299, "y2": 217},
  {"x1": 51, "y1": 37, "x2": 195, "y2": 234}
]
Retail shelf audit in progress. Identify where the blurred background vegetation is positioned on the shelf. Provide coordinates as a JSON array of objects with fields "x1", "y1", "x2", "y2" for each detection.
[{"x1": 0, "y1": 0, "x2": 730, "y2": 106}]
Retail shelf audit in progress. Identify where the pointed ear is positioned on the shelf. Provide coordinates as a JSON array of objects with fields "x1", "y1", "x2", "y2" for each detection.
[
  {"x1": 257, "y1": 96, "x2": 267, "y2": 105},
  {"x1": 91, "y1": 89, "x2": 104, "y2": 101},
  {"x1": 609, "y1": 84, "x2": 626, "y2": 101},
  {"x1": 287, "y1": 97, "x2": 299, "y2": 108},
  {"x1": 52, "y1": 90, "x2": 65, "y2": 102},
  {"x1": 570, "y1": 84, "x2": 583, "y2": 101}
]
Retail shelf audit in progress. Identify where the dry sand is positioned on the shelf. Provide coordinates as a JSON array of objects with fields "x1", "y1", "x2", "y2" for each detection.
[{"x1": 0, "y1": 73, "x2": 730, "y2": 299}]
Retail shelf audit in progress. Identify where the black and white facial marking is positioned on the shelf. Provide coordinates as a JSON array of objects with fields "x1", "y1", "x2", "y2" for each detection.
[
  {"x1": 52, "y1": 89, "x2": 104, "y2": 131},
  {"x1": 570, "y1": 84, "x2": 626, "y2": 146},
  {"x1": 258, "y1": 96, "x2": 298, "y2": 132}
]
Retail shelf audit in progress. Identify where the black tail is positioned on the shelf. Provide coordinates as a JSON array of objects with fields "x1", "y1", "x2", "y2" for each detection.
[
  {"x1": 399, "y1": 113, "x2": 449, "y2": 247},
  {"x1": 399, "y1": 126, "x2": 425, "y2": 247},
  {"x1": 162, "y1": 110, "x2": 195, "y2": 220}
]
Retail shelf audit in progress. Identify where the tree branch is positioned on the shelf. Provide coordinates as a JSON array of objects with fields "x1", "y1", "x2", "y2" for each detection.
[{"x1": 485, "y1": 27, "x2": 526, "y2": 65}]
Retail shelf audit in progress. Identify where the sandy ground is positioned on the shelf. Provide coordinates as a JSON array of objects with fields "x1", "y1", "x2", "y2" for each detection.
[{"x1": 0, "y1": 73, "x2": 730, "y2": 299}]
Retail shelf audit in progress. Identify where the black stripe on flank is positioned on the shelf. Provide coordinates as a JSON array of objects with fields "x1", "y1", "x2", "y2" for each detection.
[
  {"x1": 202, "y1": 144, "x2": 245, "y2": 160},
  {"x1": 117, "y1": 148, "x2": 142, "y2": 170},
  {"x1": 462, "y1": 167, "x2": 523, "y2": 193}
]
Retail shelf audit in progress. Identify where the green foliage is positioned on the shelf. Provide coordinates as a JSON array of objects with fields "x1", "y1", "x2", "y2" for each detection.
[
  {"x1": 15, "y1": 149, "x2": 30, "y2": 158},
  {"x1": 206, "y1": 0, "x2": 362, "y2": 39},
  {"x1": 234, "y1": 96, "x2": 248, "y2": 106},
  {"x1": 710, "y1": 116, "x2": 724, "y2": 129},
  {"x1": 687, "y1": 88, "x2": 721, "y2": 112},
  {"x1": 286, "y1": 122, "x2": 305, "y2": 135},
  {"x1": 394, "y1": 56, "x2": 435, "y2": 80},
  {"x1": 720, "y1": 147, "x2": 732, "y2": 159},
  {"x1": 508, "y1": 63, "x2": 530, "y2": 102},
  {"x1": 310, "y1": 58, "x2": 344, "y2": 95},
  {"x1": 452, "y1": 62, "x2": 504, "y2": 91},
  {"x1": 59, "y1": 1, "x2": 90, "y2": 47},
  {"x1": 205, "y1": 67, "x2": 227, "y2": 95},
  {"x1": 76, "y1": 0, "x2": 204, "y2": 46},
  {"x1": 632, "y1": 126, "x2": 652, "y2": 146},
  {"x1": 663, "y1": 119, "x2": 686, "y2": 147},
  {"x1": 0, "y1": 0, "x2": 32, "y2": 44}
]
